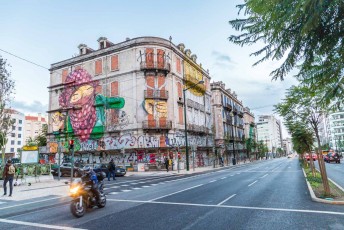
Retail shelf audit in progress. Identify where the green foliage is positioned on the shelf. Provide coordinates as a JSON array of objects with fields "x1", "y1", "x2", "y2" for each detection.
[
  {"x1": 229, "y1": 0, "x2": 344, "y2": 108},
  {"x1": 35, "y1": 124, "x2": 47, "y2": 147}
]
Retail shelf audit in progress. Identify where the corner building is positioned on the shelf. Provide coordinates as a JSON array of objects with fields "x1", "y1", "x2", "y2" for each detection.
[{"x1": 48, "y1": 37, "x2": 213, "y2": 170}]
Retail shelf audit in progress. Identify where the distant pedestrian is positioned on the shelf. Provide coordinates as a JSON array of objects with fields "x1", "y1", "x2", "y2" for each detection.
[
  {"x1": 164, "y1": 157, "x2": 169, "y2": 172},
  {"x1": 107, "y1": 159, "x2": 116, "y2": 181},
  {"x1": 3, "y1": 160, "x2": 15, "y2": 197}
]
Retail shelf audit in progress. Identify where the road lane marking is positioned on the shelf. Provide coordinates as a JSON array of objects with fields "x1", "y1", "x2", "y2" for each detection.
[
  {"x1": 0, "y1": 196, "x2": 68, "y2": 210},
  {"x1": 230, "y1": 175, "x2": 235, "y2": 177},
  {"x1": 130, "y1": 183, "x2": 139, "y2": 185},
  {"x1": 121, "y1": 185, "x2": 129, "y2": 187},
  {"x1": 221, "y1": 177, "x2": 227, "y2": 179},
  {"x1": 109, "y1": 192, "x2": 119, "y2": 195},
  {"x1": 248, "y1": 180, "x2": 258, "y2": 187},
  {"x1": 217, "y1": 194, "x2": 236, "y2": 205},
  {"x1": 107, "y1": 199, "x2": 344, "y2": 216},
  {"x1": 132, "y1": 187, "x2": 142, "y2": 190},
  {"x1": 0, "y1": 218, "x2": 86, "y2": 229},
  {"x1": 209, "y1": 180, "x2": 217, "y2": 183},
  {"x1": 260, "y1": 174, "x2": 268, "y2": 178},
  {"x1": 150, "y1": 184, "x2": 204, "y2": 201},
  {"x1": 236, "y1": 173, "x2": 240, "y2": 175},
  {"x1": 142, "y1": 186, "x2": 150, "y2": 188},
  {"x1": 110, "y1": 186, "x2": 120, "y2": 188},
  {"x1": 121, "y1": 190, "x2": 131, "y2": 192},
  {"x1": 151, "y1": 184, "x2": 159, "y2": 186}
]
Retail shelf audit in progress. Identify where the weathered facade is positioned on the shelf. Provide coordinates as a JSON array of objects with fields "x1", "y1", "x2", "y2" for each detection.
[
  {"x1": 47, "y1": 37, "x2": 213, "y2": 170},
  {"x1": 210, "y1": 81, "x2": 245, "y2": 164},
  {"x1": 243, "y1": 107, "x2": 257, "y2": 159}
]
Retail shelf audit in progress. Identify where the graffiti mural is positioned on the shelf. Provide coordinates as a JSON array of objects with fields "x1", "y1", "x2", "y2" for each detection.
[
  {"x1": 107, "y1": 109, "x2": 130, "y2": 131},
  {"x1": 183, "y1": 62, "x2": 205, "y2": 96},
  {"x1": 51, "y1": 112, "x2": 66, "y2": 132},
  {"x1": 58, "y1": 69, "x2": 125, "y2": 142},
  {"x1": 142, "y1": 99, "x2": 167, "y2": 118}
]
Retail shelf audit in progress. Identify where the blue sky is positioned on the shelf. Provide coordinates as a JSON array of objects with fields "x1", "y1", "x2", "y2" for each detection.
[{"x1": 0, "y1": 0, "x2": 297, "y2": 134}]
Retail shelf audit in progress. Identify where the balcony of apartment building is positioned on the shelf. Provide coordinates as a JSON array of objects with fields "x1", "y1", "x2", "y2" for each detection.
[
  {"x1": 187, "y1": 124, "x2": 209, "y2": 134},
  {"x1": 224, "y1": 102, "x2": 232, "y2": 111},
  {"x1": 144, "y1": 90, "x2": 169, "y2": 100},
  {"x1": 142, "y1": 119, "x2": 172, "y2": 130},
  {"x1": 238, "y1": 124, "x2": 244, "y2": 129},
  {"x1": 232, "y1": 107, "x2": 238, "y2": 115},
  {"x1": 140, "y1": 60, "x2": 171, "y2": 74},
  {"x1": 237, "y1": 110, "x2": 244, "y2": 117}
]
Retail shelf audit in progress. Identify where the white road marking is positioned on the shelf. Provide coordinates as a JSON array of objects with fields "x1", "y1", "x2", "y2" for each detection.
[
  {"x1": 0, "y1": 201, "x2": 6, "y2": 204},
  {"x1": 130, "y1": 183, "x2": 139, "y2": 185},
  {"x1": 142, "y1": 186, "x2": 150, "y2": 188},
  {"x1": 151, "y1": 184, "x2": 159, "y2": 186},
  {"x1": 248, "y1": 181, "x2": 258, "y2": 187},
  {"x1": 221, "y1": 177, "x2": 227, "y2": 180},
  {"x1": 230, "y1": 175, "x2": 235, "y2": 177},
  {"x1": 107, "y1": 199, "x2": 344, "y2": 216},
  {"x1": 109, "y1": 192, "x2": 119, "y2": 195},
  {"x1": 121, "y1": 185, "x2": 129, "y2": 187},
  {"x1": 209, "y1": 180, "x2": 217, "y2": 183},
  {"x1": 236, "y1": 173, "x2": 241, "y2": 175},
  {"x1": 110, "y1": 186, "x2": 120, "y2": 188},
  {"x1": 260, "y1": 174, "x2": 268, "y2": 179},
  {"x1": 217, "y1": 194, "x2": 236, "y2": 205},
  {"x1": 0, "y1": 218, "x2": 86, "y2": 229},
  {"x1": 132, "y1": 187, "x2": 142, "y2": 190},
  {"x1": 121, "y1": 190, "x2": 131, "y2": 192},
  {"x1": 150, "y1": 184, "x2": 204, "y2": 201},
  {"x1": 0, "y1": 196, "x2": 67, "y2": 210}
]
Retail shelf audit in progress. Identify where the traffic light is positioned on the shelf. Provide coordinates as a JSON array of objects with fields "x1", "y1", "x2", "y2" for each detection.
[{"x1": 69, "y1": 139, "x2": 74, "y2": 150}]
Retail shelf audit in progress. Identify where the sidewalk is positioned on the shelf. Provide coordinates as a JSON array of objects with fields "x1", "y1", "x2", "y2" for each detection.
[{"x1": 0, "y1": 161, "x2": 252, "y2": 202}]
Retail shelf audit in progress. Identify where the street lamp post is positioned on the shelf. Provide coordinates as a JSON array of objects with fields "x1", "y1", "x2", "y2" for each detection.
[
  {"x1": 183, "y1": 80, "x2": 204, "y2": 171},
  {"x1": 229, "y1": 111, "x2": 235, "y2": 165}
]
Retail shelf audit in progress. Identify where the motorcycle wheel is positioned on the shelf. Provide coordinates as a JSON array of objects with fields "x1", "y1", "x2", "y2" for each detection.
[
  {"x1": 70, "y1": 199, "x2": 86, "y2": 218},
  {"x1": 98, "y1": 194, "x2": 106, "y2": 208}
]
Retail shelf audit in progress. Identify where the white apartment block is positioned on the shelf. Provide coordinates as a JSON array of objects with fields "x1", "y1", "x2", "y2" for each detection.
[
  {"x1": 24, "y1": 113, "x2": 47, "y2": 143},
  {"x1": 327, "y1": 111, "x2": 344, "y2": 152},
  {"x1": 256, "y1": 115, "x2": 283, "y2": 153},
  {"x1": 4, "y1": 109, "x2": 25, "y2": 158}
]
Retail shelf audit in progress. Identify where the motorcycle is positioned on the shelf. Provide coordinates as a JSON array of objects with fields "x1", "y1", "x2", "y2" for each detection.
[{"x1": 69, "y1": 172, "x2": 107, "y2": 218}]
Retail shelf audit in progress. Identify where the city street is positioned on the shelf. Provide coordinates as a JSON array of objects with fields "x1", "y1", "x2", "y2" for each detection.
[
  {"x1": 315, "y1": 160, "x2": 344, "y2": 189},
  {"x1": 0, "y1": 158, "x2": 343, "y2": 230}
]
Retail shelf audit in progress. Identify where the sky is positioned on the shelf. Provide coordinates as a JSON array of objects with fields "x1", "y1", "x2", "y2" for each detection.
[{"x1": 0, "y1": 0, "x2": 297, "y2": 136}]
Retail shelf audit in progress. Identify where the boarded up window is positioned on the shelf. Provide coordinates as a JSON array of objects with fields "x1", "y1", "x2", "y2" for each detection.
[
  {"x1": 176, "y1": 57, "x2": 181, "y2": 73},
  {"x1": 179, "y1": 106, "x2": 184, "y2": 124},
  {"x1": 158, "y1": 74, "x2": 165, "y2": 89},
  {"x1": 159, "y1": 117, "x2": 167, "y2": 128},
  {"x1": 111, "y1": 81, "x2": 119, "y2": 96},
  {"x1": 111, "y1": 55, "x2": 119, "y2": 71},
  {"x1": 95, "y1": 59, "x2": 102, "y2": 75},
  {"x1": 157, "y1": 49, "x2": 164, "y2": 68},
  {"x1": 96, "y1": 85, "x2": 102, "y2": 94},
  {"x1": 177, "y1": 82, "x2": 182, "y2": 98},
  {"x1": 62, "y1": 69, "x2": 68, "y2": 83},
  {"x1": 145, "y1": 48, "x2": 154, "y2": 68}
]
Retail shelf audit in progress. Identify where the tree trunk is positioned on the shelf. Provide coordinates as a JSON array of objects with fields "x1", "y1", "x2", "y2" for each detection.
[
  {"x1": 315, "y1": 132, "x2": 331, "y2": 196},
  {"x1": 308, "y1": 151, "x2": 315, "y2": 177}
]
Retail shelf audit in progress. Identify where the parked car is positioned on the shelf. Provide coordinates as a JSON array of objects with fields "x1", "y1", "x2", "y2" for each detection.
[
  {"x1": 51, "y1": 163, "x2": 83, "y2": 177},
  {"x1": 90, "y1": 163, "x2": 126, "y2": 177},
  {"x1": 324, "y1": 153, "x2": 341, "y2": 163},
  {"x1": 304, "y1": 153, "x2": 317, "y2": 161}
]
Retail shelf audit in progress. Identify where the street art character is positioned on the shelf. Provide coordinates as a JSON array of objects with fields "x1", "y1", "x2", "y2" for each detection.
[
  {"x1": 143, "y1": 99, "x2": 167, "y2": 118},
  {"x1": 59, "y1": 69, "x2": 125, "y2": 142},
  {"x1": 51, "y1": 112, "x2": 66, "y2": 132}
]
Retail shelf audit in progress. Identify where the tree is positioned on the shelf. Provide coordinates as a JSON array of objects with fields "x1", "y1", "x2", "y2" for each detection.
[
  {"x1": 229, "y1": 0, "x2": 344, "y2": 107},
  {"x1": 0, "y1": 56, "x2": 15, "y2": 166},
  {"x1": 35, "y1": 124, "x2": 47, "y2": 147},
  {"x1": 275, "y1": 85, "x2": 330, "y2": 195}
]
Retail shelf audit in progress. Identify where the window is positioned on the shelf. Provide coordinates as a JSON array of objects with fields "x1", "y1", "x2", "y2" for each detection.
[
  {"x1": 12, "y1": 119, "x2": 16, "y2": 123},
  {"x1": 17, "y1": 141, "x2": 21, "y2": 145},
  {"x1": 19, "y1": 120, "x2": 22, "y2": 124},
  {"x1": 95, "y1": 59, "x2": 103, "y2": 75},
  {"x1": 111, "y1": 55, "x2": 119, "y2": 71},
  {"x1": 11, "y1": 133, "x2": 15, "y2": 137},
  {"x1": 11, "y1": 140, "x2": 15, "y2": 145},
  {"x1": 12, "y1": 126, "x2": 15, "y2": 131},
  {"x1": 10, "y1": 148, "x2": 14, "y2": 152},
  {"x1": 18, "y1": 127, "x2": 22, "y2": 131},
  {"x1": 18, "y1": 134, "x2": 21, "y2": 138}
]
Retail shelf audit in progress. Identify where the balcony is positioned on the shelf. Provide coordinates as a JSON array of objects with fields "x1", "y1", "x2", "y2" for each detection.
[
  {"x1": 224, "y1": 103, "x2": 232, "y2": 111},
  {"x1": 233, "y1": 107, "x2": 238, "y2": 114},
  {"x1": 238, "y1": 111, "x2": 244, "y2": 117},
  {"x1": 142, "y1": 120, "x2": 172, "y2": 130},
  {"x1": 187, "y1": 124, "x2": 209, "y2": 134},
  {"x1": 238, "y1": 124, "x2": 244, "y2": 129},
  {"x1": 140, "y1": 61, "x2": 171, "y2": 73},
  {"x1": 144, "y1": 90, "x2": 169, "y2": 100}
]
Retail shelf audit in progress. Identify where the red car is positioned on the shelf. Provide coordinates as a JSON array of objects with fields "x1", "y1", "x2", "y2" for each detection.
[
  {"x1": 304, "y1": 153, "x2": 317, "y2": 161},
  {"x1": 324, "y1": 153, "x2": 340, "y2": 163}
]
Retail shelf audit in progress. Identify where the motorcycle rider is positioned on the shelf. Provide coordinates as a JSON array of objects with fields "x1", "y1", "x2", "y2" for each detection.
[{"x1": 82, "y1": 166, "x2": 101, "y2": 204}]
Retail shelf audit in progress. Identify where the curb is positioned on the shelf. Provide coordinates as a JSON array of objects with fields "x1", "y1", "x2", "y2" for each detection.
[{"x1": 302, "y1": 168, "x2": 344, "y2": 205}]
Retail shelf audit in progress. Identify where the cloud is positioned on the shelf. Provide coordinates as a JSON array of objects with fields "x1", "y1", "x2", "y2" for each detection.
[
  {"x1": 11, "y1": 100, "x2": 48, "y2": 115},
  {"x1": 211, "y1": 51, "x2": 236, "y2": 69}
]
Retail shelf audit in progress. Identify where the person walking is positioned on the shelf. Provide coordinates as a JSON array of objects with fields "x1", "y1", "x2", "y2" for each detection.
[
  {"x1": 164, "y1": 157, "x2": 169, "y2": 172},
  {"x1": 107, "y1": 159, "x2": 116, "y2": 181},
  {"x1": 3, "y1": 160, "x2": 15, "y2": 197}
]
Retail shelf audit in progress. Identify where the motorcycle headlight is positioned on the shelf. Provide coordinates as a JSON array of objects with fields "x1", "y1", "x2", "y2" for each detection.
[{"x1": 70, "y1": 186, "x2": 80, "y2": 194}]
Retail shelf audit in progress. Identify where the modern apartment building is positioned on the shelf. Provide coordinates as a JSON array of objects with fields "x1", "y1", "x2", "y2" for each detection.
[
  {"x1": 48, "y1": 36, "x2": 213, "y2": 169},
  {"x1": 211, "y1": 81, "x2": 245, "y2": 163},
  {"x1": 282, "y1": 138, "x2": 293, "y2": 155},
  {"x1": 24, "y1": 113, "x2": 47, "y2": 143},
  {"x1": 256, "y1": 115, "x2": 283, "y2": 154},
  {"x1": 327, "y1": 111, "x2": 344, "y2": 152},
  {"x1": 4, "y1": 109, "x2": 25, "y2": 158}
]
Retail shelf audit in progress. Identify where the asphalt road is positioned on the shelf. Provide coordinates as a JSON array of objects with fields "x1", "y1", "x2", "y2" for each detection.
[
  {"x1": 0, "y1": 158, "x2": 343, "y2": 230},
  {"x1": 314, "y1": 158, "x2": 344, "y2": 189}
]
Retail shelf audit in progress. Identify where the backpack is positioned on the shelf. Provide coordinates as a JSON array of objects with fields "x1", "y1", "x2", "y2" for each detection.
[{"x1": 8, "y1": 165, "x2": 15, "y2": 175}]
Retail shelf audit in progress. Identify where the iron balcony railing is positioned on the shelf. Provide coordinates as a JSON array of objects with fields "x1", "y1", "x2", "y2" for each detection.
[
  {"x1": 144, "y1": 90, "x2": 169, "y2": 100},
  {"x1": 140, "y1": 61, "x2": 171, "y2": 73}
]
